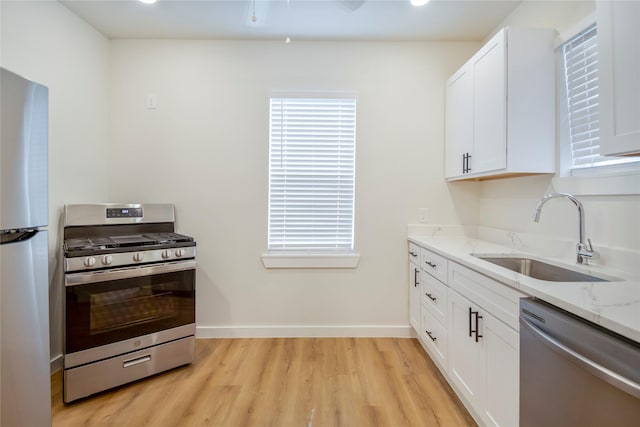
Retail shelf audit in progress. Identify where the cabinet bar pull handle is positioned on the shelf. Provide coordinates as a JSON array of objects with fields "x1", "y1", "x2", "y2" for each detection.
[
  {"x1": 469, "y1": 309, "x2": 483, "y2": 342},
  {"x1": 466, "y1": 153, "x2": 472, "y2": 173},
  {"x1": 425, "y1": 293, "x2": 437, "y2": 302},
  {"x1": 462, "y1": 153, "x2": 466, "y2": 173},
  {"x1": 475, "y1": 313, "x2": 483, "y2": 342},
  {"x1": 409, "y1": 251, "x2": 418, "y2": 257},
  {"x1": 425, "y1": 260, "x2": 437, "y2": 269},
  {"x1": 425, "y1": 330, "x2": 437, "y2": 342},
  {"x1": 414, "y1": 268, "x2": 419, "y2": 287}
]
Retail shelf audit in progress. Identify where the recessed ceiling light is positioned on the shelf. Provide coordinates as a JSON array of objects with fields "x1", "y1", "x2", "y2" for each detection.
[
  {"x1": 139, "y1": 0, "x2": 157, "y2": 4},
  {"x1": 410, "y1": 0, "x2": 430, "y2": 6}
]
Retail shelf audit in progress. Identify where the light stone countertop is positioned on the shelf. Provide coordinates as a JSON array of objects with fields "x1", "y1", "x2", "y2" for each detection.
[{"x1": 408, "y1": 234, "x2": 640, "y2": 344}]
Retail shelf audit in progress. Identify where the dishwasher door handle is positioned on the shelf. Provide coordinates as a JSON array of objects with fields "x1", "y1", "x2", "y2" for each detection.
[{"x1": 520, "y1": 316, "x2": 640, "y2": 399}]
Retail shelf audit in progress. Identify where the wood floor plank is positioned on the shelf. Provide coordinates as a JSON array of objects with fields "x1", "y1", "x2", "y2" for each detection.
[{"x1": 52, "y1": 338, "x2": 476, "y2": 427}]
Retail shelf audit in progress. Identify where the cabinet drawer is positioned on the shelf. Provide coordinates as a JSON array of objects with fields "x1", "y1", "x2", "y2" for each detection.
[
  {"x1": 421, "y1": 248, "x2": 448, "y2": 283},
  {"x1": 421, "y1": 307, "x2": 448, "y2": 371},
  {"x1": 422, "y1": 272, "x2": 448, "y2": 326},
  {"x1": 408, "y1": 242, "x2": 420, "y2": 265}
]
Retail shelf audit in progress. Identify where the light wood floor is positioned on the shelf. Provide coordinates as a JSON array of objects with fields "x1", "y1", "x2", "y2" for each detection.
[{"x1": 52, "y1": 338, "x2": 476, "y2": 427}]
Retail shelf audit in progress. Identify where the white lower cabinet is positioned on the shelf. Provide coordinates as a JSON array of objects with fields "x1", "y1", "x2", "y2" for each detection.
[
  {"x1": 448, "y1": 289, "x2": 484, "y2": 410},
  {"x1": 408, "y1": 240, "x2": 524, "y2": 427},
  {"x1": 482, "y1": 312, "x2": 519, "y2": 427},
  {"x1": 408, "y1": 242, "x2": 422, "y2": 331},
  {"x1": 448, "y1": 288, "x2": 519, "y2": 427},
  {"x1": 409, "y1": 260, "x2": 421, "y2": 331}
]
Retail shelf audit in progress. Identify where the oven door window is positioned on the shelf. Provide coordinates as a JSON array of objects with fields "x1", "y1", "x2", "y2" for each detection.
[{"x1": 66, "y1": 269, "x2": 195, "y2": 354}]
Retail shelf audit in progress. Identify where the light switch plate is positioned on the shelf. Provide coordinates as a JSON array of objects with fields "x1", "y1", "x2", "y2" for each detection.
[{"x1": 419, "y1": 208, "x2": 428, "y2": 223}]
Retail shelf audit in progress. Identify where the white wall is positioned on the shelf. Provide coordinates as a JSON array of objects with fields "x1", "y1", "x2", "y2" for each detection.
[
  {"x1": 469, "y1": 1, "x2": 640, "y2": 277},
  {"x1": 1, "y1": 0, "x2": 110, "y2": 365},
  {"x1": 483, "y1": 0, "x2": 596, "y2": 42},
  {"x1": 109, "y1": 40, "x2": 479, "y2": 336}
]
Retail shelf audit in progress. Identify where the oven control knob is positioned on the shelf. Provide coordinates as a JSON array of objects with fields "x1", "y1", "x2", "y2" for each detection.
[
  {"x1": 175, "y1": 248, "x2": 185, "y2": 258},
  {"x1": 102, "y1": 255, "x2": 113, "y2": 265},
  {"x1": 162, "y1": 250, "x2": 172, "y2": 259},
  {"x1": 84, "y1": 257, "x2": 96, "y2": 267},
  {"x1": 133, "y1": 252, "x2": 144, "y2": 262}
]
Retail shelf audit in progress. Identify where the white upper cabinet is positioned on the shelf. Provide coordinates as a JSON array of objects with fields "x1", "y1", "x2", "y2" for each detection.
[
  {"x1": 471, "y1": 33, "x2": 507, "y2": 175},
  {"x1": 597, "y1": 1, "x2": 640, "y2": 157},
  {"x1": 445, "y1": 27, "x2": 556, "y2": 181},
  {"x1": 445, "y1": 66, "x2": 473, "y2": 178}
]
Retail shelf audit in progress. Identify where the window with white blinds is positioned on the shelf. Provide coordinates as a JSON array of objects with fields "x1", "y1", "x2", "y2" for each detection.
[
  {"x1": 562, "y1": 24, "x2": 639, "y2": 172},
  {"x1": 268, "y1": 97, "x2": 356, "y2": 252}
]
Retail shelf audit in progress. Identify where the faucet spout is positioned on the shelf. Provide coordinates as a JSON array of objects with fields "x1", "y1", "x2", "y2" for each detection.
[{"x1": 532, "y1": 192, "x2": 597, "y2": 265}]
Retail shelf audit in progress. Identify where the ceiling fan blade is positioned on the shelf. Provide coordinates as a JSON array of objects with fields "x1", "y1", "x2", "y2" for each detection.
[{"x1": 338, "y1": 0, "x2": 367, "y2": 12}]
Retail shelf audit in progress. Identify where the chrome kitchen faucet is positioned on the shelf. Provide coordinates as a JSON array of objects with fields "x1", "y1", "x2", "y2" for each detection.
[{"x1": 533, "y1": 192, "x2": 599, "y2": 265}]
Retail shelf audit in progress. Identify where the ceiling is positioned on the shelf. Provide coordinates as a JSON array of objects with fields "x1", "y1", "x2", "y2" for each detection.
[{"x1": 60, "y1": 0, "x2": 522, "y2": 42}]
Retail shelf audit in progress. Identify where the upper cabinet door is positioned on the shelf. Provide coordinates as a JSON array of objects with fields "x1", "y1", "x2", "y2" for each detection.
[
  {"x1": 445, "y1": 65, "x2": 473, "y2": 178},
  {"x1": 444, "y1": 27, "x2": 555, "y2": 181},
  {"x1": 471, "y1": 31, "x2": 507, "y2": 175},
  {"x1": 597, "y1": 0, "x2": 640, "y2": 156}
]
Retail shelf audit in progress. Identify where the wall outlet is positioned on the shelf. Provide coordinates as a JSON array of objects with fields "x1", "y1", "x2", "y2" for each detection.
[{"x1": 419, "y1": 208, "x2": 428, "y2": 223}]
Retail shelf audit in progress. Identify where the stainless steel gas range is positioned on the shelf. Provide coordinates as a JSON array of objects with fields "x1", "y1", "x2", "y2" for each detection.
[{"x1": 62, "y1": 204, "x2": 196, "y2": 403}]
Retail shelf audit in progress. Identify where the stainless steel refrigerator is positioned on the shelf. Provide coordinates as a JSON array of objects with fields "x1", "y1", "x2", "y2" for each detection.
[{"x1": 1, "y1": 67, "x2": 51, "y2": 426}]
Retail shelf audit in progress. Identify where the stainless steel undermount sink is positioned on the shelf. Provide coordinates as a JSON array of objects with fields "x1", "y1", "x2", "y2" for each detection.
[{"x1": 474, "y1": 255, "x2": 610, "y2": 282}]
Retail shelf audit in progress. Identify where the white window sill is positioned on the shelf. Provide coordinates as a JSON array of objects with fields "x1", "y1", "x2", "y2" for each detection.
[
  {"x1": 261, "y1": 253, "x2": 360, "y2": 269},
  {"x1": 552, "y1": 168, "x2": 640, "y2": 196}
]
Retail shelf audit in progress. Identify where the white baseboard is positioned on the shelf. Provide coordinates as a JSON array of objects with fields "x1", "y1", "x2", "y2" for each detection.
[
  {"x1": 196, "y1": 325, "x2": 413, "y2": 339},
  {"x1": 50, "y1": 353, "x2": 63, "y2": 374},
  {"x1": 49, "y1": 327, "x2": 410, "y2": 373}
]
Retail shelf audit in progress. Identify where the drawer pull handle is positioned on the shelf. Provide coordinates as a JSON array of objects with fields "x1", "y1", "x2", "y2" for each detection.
[
  {"x1": 425, "y1": 261, "x2": 437, "y2": 269},
  {"x1": 409, "y1": 251, "x2": 418, "y2": 257},
  {"x1": 123, "y1": 355, "x2": 151, "y2": 368},
  {"x1": 425, "y1": 330, "x2": 437, "y2": 342},
  {"x1": 425, "y1": 293, "x2": 437, "y2": 302}
]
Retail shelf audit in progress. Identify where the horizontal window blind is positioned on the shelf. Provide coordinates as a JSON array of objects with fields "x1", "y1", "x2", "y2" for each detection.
[
  {"x1": 563, "y1": 24, "x2": 639, "y2": 171},
  {"x1": 563, "y1": 24, "x2": 601, "y2": 169},
  {"x1": 268, "y1": 97, "x2": 356, "y2": 252}
]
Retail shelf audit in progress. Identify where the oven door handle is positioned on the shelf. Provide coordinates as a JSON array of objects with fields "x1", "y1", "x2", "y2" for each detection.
[
  {"x1": 65, "y1": 260, "x2": 196, "y2": 286},
  {"x1": 519, "y1": 316, "x2": 640, "y2": 399}
]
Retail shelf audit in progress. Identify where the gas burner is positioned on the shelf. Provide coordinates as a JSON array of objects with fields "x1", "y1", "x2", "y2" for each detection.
[
  {"x1": 65, "y1": 237, "x2": 117, "y2": 251},
  {"x1": 110, "y1": 234, "x2": 156, "y2": 247},
  {"x1": 64, "y1": 232, "x2": 195, "y2": 256},
  {"x1": 143, "y1": 232, "x2": 194, "y2": 244}
]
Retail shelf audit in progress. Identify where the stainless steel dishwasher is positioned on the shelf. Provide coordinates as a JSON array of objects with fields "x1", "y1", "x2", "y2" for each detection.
[{"x1": 520, "y1": 298, "x2": 640, "y2": 426}]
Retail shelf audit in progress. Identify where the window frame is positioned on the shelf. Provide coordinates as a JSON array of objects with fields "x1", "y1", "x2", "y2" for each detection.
[{"x1": 262, "y1": 92, "x2": 360, "y2": 269}]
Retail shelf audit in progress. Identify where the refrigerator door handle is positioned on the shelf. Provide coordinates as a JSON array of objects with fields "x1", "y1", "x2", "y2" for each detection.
[
  {"x1": 0, "y1": 229, "x2": 38, "y2": 244},
  {"x1": 520, "y1": 316, "x2": 640, "y2": 399}
]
